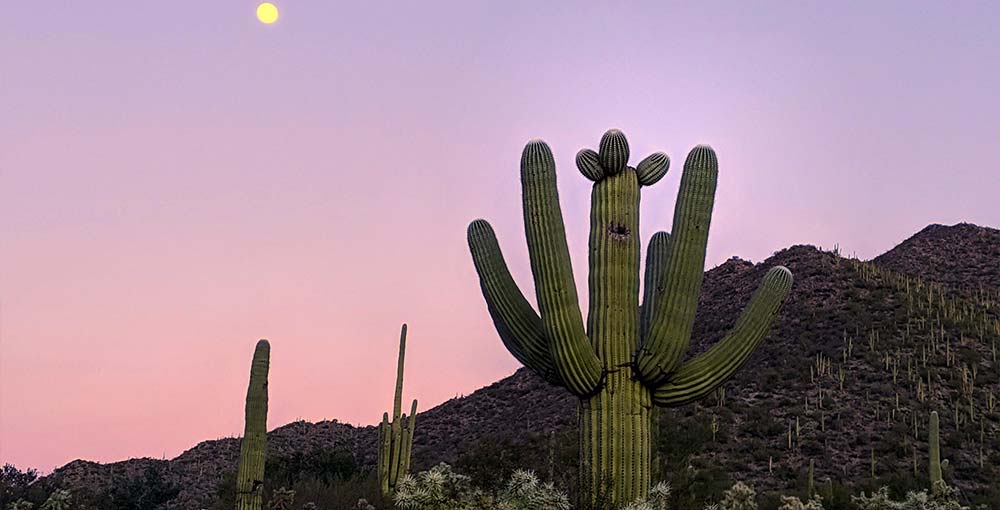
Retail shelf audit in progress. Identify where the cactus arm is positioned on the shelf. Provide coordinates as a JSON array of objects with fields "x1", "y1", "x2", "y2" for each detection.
[
  {"x1": 235, "y1": 340, "x2": 270, "y2": 510},
  {"x1": 467, "y1": 220, "x2": 562, "y2": 386},
  {"x1": 401, "y1": 399, "x2": 417, "y2": 476},
  {"x1": 651, "y1": 266, "x2": 793, "y2": 407},
  {"x1": 393, "y1": 325, "x2": 407, "y2": 420},
  {"x1": 640, "y1": 232, "x2": 671, "y2": 340},
  {"x1": 520, "y1": 139, "x2": 603, "y2": 396},
  {"x1": 576, "y1": 149, "x2": 605, "y2": 182},
  {"x1": 635, "y1": 146, "x2": 719, "y2": 386},
  {"x1": 378, "y1": 413, "x2": 391, "y2": 498},
  {"x1": 636, "y1": 152, "x2": 670, "y2": 187}
]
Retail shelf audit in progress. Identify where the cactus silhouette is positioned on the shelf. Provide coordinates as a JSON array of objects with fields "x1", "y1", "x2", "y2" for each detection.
[
  {"x1": 236, "y1": 340, "x2": 270, "y2": 510},
  {"x1": 467, "y1": 129, "x2": 793, "y2": 506},
  {"x1": 378, "y1": 324, "x2": 418, "y2": 498}
]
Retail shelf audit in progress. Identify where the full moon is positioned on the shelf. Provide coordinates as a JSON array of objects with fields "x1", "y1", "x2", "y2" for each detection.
[{"x1": 256, "y1": 2, "x2": 279, "y2": 24}]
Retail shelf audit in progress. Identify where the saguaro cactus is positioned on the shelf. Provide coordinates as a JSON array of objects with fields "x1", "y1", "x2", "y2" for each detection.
[
  {"x1": 378, "y1": 324, "x2": 418, "y2": 499},
  {"x1": 929, "y1": 410, "x2": 943, "y2": 492},
  {"x1": 236, "y1": 339, "x2": 270, "y2": 510},
  {"x1": 467, "y1": 129, "x2": 793, "y2": 506}
]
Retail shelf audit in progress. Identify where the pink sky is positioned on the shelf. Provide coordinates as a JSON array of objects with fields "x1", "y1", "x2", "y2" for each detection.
[{"x1": 2, "y1": 2, "x2": 998, "y2": 472}]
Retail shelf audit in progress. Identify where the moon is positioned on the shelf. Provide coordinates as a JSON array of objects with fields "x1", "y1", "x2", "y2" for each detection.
[{"x1": 256, "y1": 3, "x2": 279, "y2": 24}]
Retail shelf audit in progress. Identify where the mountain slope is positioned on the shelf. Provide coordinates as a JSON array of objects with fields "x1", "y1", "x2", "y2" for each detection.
[{"x1": 40, "y1": 223, "x2": 1000, "y2": 509}]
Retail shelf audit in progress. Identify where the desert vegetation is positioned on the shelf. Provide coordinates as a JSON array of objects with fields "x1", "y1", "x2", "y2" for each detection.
[{"x1": 4, "y1": 134, "x2": 998, "y2": 510}]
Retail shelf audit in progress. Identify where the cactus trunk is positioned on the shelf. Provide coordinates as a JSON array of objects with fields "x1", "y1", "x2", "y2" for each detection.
[
  {"x1": 929, "y1": 410, "x2": 943, "y2": 492},
  {"x1": 236, "y1": 340, "x2": 270, "y2": 510},
  {"x1": 580, "y1": 168, "x2": 652, "y2": 503},
  {"x1": 467, "y1": 130, "x2": 793, "y2": 508},
  {"x1": 580, "y1": 380, "x2": 652, "y2": 505}
]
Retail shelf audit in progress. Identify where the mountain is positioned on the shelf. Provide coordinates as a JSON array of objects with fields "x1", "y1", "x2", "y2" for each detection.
[
  {"x1": 38, "y1": 223, "x2": 1000, "y2": 509},
  {"x1": 874, "y1": 223, "x2": 1000, "y2": 296}
]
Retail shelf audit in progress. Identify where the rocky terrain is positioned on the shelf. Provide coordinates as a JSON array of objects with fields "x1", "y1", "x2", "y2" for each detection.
[{"x1": 35, "y1": 223, "x2": 1000, "y2": 509}]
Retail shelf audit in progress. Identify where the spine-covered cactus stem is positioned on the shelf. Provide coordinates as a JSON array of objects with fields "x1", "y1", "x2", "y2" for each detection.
[
  {"x1": 378, "y1": 324, "x2": 418, "y2": 499},
  {"x1": 235, "y1": 339, "x2": 270, "y2": 510}
]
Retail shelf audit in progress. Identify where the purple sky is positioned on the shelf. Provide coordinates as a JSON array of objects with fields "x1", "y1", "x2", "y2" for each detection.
[{"x1": 2, "y1": 1, "x2": 998, "y2": 472}]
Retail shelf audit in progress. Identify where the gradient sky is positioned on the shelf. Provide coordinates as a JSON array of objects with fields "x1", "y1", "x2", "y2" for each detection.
[{"x1": 2, "y1": 1, "x2": 998, "y2": 472}]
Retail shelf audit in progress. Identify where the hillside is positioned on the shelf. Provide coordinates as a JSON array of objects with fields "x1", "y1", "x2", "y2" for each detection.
[{"x1": 38, "y1": 223, "x2": 1000, "y2": 509}]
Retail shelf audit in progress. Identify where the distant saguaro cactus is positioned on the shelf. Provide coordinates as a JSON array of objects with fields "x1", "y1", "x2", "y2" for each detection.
[
  {"x1": 236, "y1": 340, "x2": 270, "y2": 510},
  {"x1": 467, "y1": 129, "x2": 793, "y2": 506},
  {"x1": 379, "y1": 324, "x2": 418, "y2": 498}
]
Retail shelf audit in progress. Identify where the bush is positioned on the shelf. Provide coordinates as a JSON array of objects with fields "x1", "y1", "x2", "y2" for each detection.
[
  {"x1": 394, "y1": 464, "x2": 571, "y2": 510},
  {"x1": 851, "y1": 483, "x2": 968, "y2": 510}
]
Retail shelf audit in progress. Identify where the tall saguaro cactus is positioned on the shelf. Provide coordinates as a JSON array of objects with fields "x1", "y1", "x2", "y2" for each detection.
[
  {"x1": 929, "y1": 410, "x2": 943, "y2": 492},
  {"x1": 467, "y1": 129, "x2": 793, "y2": 507},
  {"x1": 379, "y1": 324, "x2": 418, "y2": 499},
  {"x1": 236, "y1": 339, "x2": 270, "y2": 510}
]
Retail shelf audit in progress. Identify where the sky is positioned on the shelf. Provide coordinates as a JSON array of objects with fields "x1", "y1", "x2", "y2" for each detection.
[{"x1": 2, "y1": 1, "x2": 998, "y2": 473}]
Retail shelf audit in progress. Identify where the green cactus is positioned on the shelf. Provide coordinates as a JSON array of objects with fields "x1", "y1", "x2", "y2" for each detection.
[
  {"x1": 236, "y1": 340, "x2": 270, "y2": 510},
  {"x1": 929, "y1": 410, "x2": 943, "y2": 492},
  {"x1": 379, "y1": 324, "x2": 418, "y2": 499},
  {"x1": 467, "y1": 129, "x2": 793, "y2": 506}
]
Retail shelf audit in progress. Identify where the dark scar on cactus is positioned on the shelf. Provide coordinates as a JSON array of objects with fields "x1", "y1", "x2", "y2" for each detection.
[{"x1": 607, "y1": 223, "x2": 630, "y2": 240}]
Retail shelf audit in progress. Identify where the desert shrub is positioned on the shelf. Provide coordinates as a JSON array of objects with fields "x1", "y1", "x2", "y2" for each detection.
[
  {"x1": 394, "y1": 464, "x2": 570, "y2": 510},
  {"x1": 851, "y1": 483, "x2": 967, "y2": 510},
  {"x1": 0, "y1": 465, "x2": 41, "y2": 508},
  {"x1": 776, "y1": 494, "x2": 824, "y2": 510},
  {"x1": 705, "y1": 482, "x2": 757, "y2": 510},
  {"x1": 101, "y1": 467, "x2": 179, "y2": 510},
  {"x1": 455, "y1": 430, "x2": 576, "y2": 494},
  {"x1": 214, "y1": 448, "x2": 368, "y2": 510}
]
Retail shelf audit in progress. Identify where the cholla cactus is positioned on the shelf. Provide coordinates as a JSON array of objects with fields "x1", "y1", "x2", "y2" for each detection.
[
  {"x1": 716, "y1": 482, "x2": 757, "y2": 510},
  {"x1": 394, "y1": 464, "x2": 571, "y2": 510},
  {"x1": 393, "y1": 463, "x2": 483, "y2": 510},
  {"x1": 8, "y1": 499, "x2": 35, "y2": 510},
  {"x1": 39, "y1": 490, "x2": 71, "y2": 510},
  {"x1": 496, "y1": 470, "x2": 571, "y2": 510},
  {"x1": 620, "y1": 482, "x2": 672, "y2": 510},
  {"x1": 852, "y1": 485, "x2": 967, "y2": 510},
  {"x1": 777, "y1": 495, "x2": 825, "y2": 510}
]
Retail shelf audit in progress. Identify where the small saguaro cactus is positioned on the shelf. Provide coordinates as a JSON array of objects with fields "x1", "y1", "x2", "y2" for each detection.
[
  {"x1": 467, "y1": 129, "x2": 793, "y2": 507},
  {"x1": 236, "y1": 340, "x2": 270, "y2": 510},
  {"x1": 378, "y1": 324, "x2": 418, "y2": 499}
]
